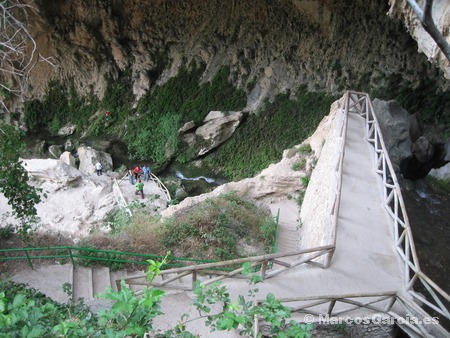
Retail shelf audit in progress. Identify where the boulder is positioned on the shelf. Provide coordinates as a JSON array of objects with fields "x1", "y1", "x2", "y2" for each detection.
[
  {"x1": 33, "y1": 140, "x2": 47, "y2": 157},
  {"x1": 195, "y1": 111, "x2": 244, "y2": 156},
  {"x1": 60, "y1": 151, "x2": 76, "y2": 168},
  {"x1": 372, "y1": 99, "x2": 416, "y2": 170},
  {"x1": 77, "y1": 146, "x2": 113, "y2": 175},
  {"x1": 57, "y1": 124, "x2": 76, "y2": 136},
  {"x1": 179, "y1": 120, "x2": 196, "y2": 133},
  {"x1": 21, "y1": 158, "x2": 82, "y2": 183},
  {"x1": 48, "y1": 145, "x2": 63, "y2": 159},
  {"x1": 412, "y1": 136, "x2": 434, "y2": 164},
  {"x1": 64, "y1": 139, "x2": 75, "y2": 152},
  {"x1": 429, "y1": 162, "x2": 450, "y2": 181}
]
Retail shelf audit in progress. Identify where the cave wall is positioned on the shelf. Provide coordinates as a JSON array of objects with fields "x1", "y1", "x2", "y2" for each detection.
[{"x1": 16, "y1": 0, "x2": 449, "y2": 112}]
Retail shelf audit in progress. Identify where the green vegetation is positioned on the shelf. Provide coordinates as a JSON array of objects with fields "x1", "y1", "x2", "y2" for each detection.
[
  {"x1": 82, "y1": 192, "x2": 277, "y2": 262},
  {"x1": 371, "y1": 76, "x2": 450, "y2": 134},
  {"x1": 162, "y1": 192, "x2": 277, "y2": 260},
  {"x1": 126, "y1": 63, "x2": 247, "y2": 162},
  {"x1": 0, "y1": 261, "x2": 312, "y2": 337},
  {"x1": 24, "y1": 80, "x2": 100, "y2": 134},
  {"x1": 0, "y1": 124, "x2": 42, "y2": 236},
  {"x1": 205, "y1": 90, "x2": 336, "y2": 180}
]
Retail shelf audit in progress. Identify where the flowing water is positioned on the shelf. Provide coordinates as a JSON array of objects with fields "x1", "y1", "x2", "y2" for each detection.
[{"x1": 399, "y1": 178, "x2": 450, "y2": 294}]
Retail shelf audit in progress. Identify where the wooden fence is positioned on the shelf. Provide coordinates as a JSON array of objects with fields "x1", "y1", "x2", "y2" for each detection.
[
  {"x1": 123, "y1": 245, "x2": 335, "y2": 291},
  {"x1": 120, "y1": 90, "x2": 450, "y2": 336},
  {"x1": 254, "y1": 91, "x2": 450, "y2": 337}
]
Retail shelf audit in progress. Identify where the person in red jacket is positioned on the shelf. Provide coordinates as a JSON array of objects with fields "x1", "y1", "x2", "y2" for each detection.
[{"x1": 132, "y1": 165, "x2": 142, "y2": 181}]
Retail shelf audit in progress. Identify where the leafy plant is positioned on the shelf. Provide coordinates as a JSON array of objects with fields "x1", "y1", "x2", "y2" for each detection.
[
  {"x1": 161, "y1": 192, "x2": 275, "y2": 260},
  {"x1": 192, "y1": 264, "x2": 313, "y2": 337},
  {"x1": 126, "y1": 62, "x2": 246, "y2": 162},
  {"x1": 291, "y1": 158, "x2": 307, "y2": 171},
  {"x1": 301, "y1": 175, "x2": 310, "y2": 187},
  {"x1": 0, "y1": 224, "x2": 15, "y2": 239},
  {"x1": 297, "y1": 143, "x2": 313, "y2": 154},
  {"x1": 0, "y1": 123, "x2": 42, "y2": 234}
]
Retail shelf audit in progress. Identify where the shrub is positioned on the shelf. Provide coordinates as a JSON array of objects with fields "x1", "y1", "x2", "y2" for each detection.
[{"x1": 161, "y1": 192, "x2": 275, "y2": 260}]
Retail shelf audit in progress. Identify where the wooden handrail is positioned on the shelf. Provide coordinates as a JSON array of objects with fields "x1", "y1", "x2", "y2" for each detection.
[
  {"x1": 121, "y1": 246, "x2": 335, "y2": 292},
  {"x1": 345, "y1": 90, "x2": 450, "y2": 322}
]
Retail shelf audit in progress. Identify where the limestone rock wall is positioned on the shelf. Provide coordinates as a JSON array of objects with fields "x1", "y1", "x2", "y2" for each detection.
[{"x1": 16, "y1": 0, "x2": 448, "y2": 113}]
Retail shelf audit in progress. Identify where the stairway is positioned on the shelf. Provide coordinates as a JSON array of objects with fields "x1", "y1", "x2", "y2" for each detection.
[{"x1": 11, "y1": 264, "x2": 148, "y2": 305}]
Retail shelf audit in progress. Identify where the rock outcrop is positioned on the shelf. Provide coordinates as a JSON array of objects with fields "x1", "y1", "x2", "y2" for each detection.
[
  {"x1": 389, "y1": 0, "x2": 450, "y2": 79},
  {"x1": 161, "y1": 100, "x2": 337, "y2": 218},
  {"x1": 194, "y1": 111, "x2": 244, "y2": 156},
  {"x1": 373, "y1": 99, "x2": 449, "y2": 181},
  {"x1": 11, "y1": 0, "x2": 447, "y2": 115},
  {"x1": 77, "y1": 146, "x2": 113, "y2": 176}
]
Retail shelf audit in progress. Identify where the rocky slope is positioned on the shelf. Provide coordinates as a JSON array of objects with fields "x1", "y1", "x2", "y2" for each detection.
[{"x1": 11, "y1": 0, "x2": 447, "y2": 114}]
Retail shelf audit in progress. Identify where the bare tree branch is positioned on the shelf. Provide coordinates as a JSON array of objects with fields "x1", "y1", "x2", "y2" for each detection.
[
  {"x1": 406, "y1": 0, "x2": 450, "y2": 61},
  {"x1": 0, "y1": 0, "x2": 56, "y2": 113}
]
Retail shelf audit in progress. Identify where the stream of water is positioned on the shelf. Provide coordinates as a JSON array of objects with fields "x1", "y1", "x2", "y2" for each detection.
[{"x1": 399, "y1": 178, "x2": 450, "y2": 294}]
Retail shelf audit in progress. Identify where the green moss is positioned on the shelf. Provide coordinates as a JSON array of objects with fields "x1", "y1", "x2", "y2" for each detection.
[
  {"x1": 23, "y1": 80, "x2": 100, "y2": 134},
  {"x1": 205, "y1": 90, "x2": 337, "y2": 180},
  {"x1": 371, "y1": 76, "x2": 450, "y2": 133},
  {"x1": 126, "y1": 62, "x2": 247, "y2": 162}
]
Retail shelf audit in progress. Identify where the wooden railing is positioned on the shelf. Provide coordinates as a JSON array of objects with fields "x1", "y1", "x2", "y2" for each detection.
[
  {"x1": 118, "y1": 171, "x2": 172, "y2": 202},
  {"x1": 254, "y1": 91, "x2": 450, "y2": 337},
  {"x1": 255, "y1": 291, "x2": 449, "y2": 338},
  {"x1": 112, "y1": 178, "x2": 132, "y2": 216},
  {"x1": 344, "y1": 90, "x2": 450, "y2": 326},
  {"x1": 323, "y1": 104, "x2": 348, "y2": 268},
  {"x1": 122, "y1": 245, "x2": 335, "y2": 291}
]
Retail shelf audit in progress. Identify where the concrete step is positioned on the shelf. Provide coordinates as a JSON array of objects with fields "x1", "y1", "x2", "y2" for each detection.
[
  {"x1": 72, "y1": 266, "x2": 93, "y2": 301},
  {"x1": 11, "y1": 264, "x2": 72, "y2": 304},
  {"x1": 277, "y1": 226, "x2": 301, "y2": 252},
  {"x1": 109, "y1": 269, "x2": 128, "y2": 291},
  {"x1": 92, "y1": 266, "x2": 111, "y2": 297}
]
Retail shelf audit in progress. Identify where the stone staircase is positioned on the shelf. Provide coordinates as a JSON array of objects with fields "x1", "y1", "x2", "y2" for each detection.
[
  {"x1": 11, "y1": 264, "x2": 149, "y2": 305},
  {"x1": 11, "y1": 263, "x2": 202, "y2": 307}
]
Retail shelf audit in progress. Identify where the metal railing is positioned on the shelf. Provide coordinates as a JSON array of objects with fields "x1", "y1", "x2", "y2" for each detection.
[{"x1": 0, "y1": 246, "x2": 216, "y2": 270}]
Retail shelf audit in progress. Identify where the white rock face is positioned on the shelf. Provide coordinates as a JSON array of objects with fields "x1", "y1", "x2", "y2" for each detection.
[
  {"x1": 1, "y1": 157, "x2": 171, "y2": 240},
  {"x1": 195, "y1": 111, "x2": 244, "y2": 156},
  {"x1": 60, "y1": 151, "x2": 76, "y2": 168},
  {"x1": 0, "y1": 159, "x2": 119, "y2": 239},
  {"x1": 22, "y1": 159, "x2": 82, "y2": 183},
  {"x1": 77, "y1": 146, "x2": 113, "y2": 175},
  {"x1": 57, "y1": 123, "x2": 76, "y2": 136},
  {"x1": 429, "y1": 162, "x2": 450, "y2": 180}
]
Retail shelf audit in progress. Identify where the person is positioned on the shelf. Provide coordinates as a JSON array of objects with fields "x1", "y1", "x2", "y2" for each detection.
[
  {"x1": 95, "y1": 162, "x2": 103, "y2": 176},
  {"x1": 127, "y1": 168, "x2": 134, "y2": 185},
  {"x1": 142, "y1": 164, "x2": 151, "y2": 182},
  {"x1": 135, "y1": 179, "x2": 144, "y2": 199},
  {"x1": 133, "y1": 165, "x2": 142, "y2": 181}
]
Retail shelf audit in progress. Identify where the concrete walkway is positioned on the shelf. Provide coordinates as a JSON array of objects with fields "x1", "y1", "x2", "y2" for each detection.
[
  {"x1": 152, "y1": 111, "x2": 405, "y2": 335},
  {"x1": 7, "y1": 112, "x2": 405, "y2": 336}
]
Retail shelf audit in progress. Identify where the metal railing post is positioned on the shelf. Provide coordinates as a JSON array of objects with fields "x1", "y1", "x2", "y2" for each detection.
[
  {"x1": 68, "y1": 247, "x2": 75, "y2": 267},
  {"x1": 24, "y1": 250, "x2": 33, "y2": 269}
]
